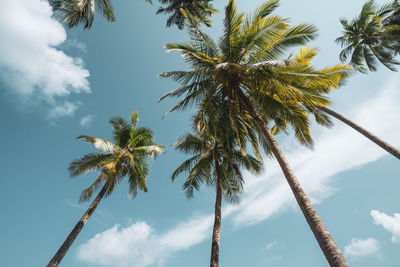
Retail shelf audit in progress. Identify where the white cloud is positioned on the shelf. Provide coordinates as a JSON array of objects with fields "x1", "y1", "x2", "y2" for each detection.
[
  {"x1": 371, "y1": 210, "x2": 400, "y2": 244},
  {"x1": 77, "y1": 76, "x2": 400, "y2": 266},
  {"x1": 344, "y1": 238, "x2": 380, "y2": 258},
  {"x1": 80, "y1": 114, "x2": 95, "y2": 127},
  {"x1": 49, "y1": 101, "x2": 78, "y2": 118},
  {"x1": 0, "y1": 0, "x2": 90, "y2": 117},
  {"x1": 261, "y1": 240, "x2": 278, "y2": 251},
  {"x1": 77, "y1": 216, "x2": 213, "y2": 267}
]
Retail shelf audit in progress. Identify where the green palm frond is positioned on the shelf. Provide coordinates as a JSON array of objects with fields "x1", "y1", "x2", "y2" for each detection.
[{"x1": 68, "y1": 153, "x2": 115, "y2": 176}]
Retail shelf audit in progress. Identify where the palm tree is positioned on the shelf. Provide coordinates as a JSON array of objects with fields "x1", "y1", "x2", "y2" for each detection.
[
  {"x1": 329, "y1": 0, "x2": 400, "y2": 159},
  {"x1": 172, "y1": 101, "x2": 263, "y2": 267},
  {"x1": 47, "y1": 111, "x2": 164, "y2": 267},
  {"x1": 159, "y1": 0, "x2": 352, "y2": 265},
  {"x1": 156, "y1": 0, "x2": 217, "y2": 29},
  {"x1": 336, "y1": 0, "x2": 400, "y2": 72}
]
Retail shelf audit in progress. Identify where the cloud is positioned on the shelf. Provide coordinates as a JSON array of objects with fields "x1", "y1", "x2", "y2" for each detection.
[
  {"x1": 0, "y1": 0, "x2": 90, "y2": 117},
  {"x1": 77, "y1": 76, "x2": 400, "y2": 266},
  {"x1": 49, "y1": 101, "x2": 78, "y2": 118},
  {"x1": 77, "y1": 216, "x2": 213, "y2": 267},
  {"x1": 80, "y1": 115, "x2": 95, "y2": 127},
  {"x1": 344, "y1": 238, "x2": 380, "y2": 258},
  {"x1": 371, "y1": 210, "x2": 400, "y2": 244},
  {"x1": 261, "y1": 240, "x2": 278, "y2": 251}
]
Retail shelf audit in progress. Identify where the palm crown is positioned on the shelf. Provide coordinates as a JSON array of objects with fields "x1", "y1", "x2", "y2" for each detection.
[
  {"x1": 156, "y1": 0, "x2": 217, "y2": 29},
  {"x1": 159, "y1": 0, "x2": 351, "y2": 150},
  {"x1": 336, "y1": 0, "x2": 400, "y2": 72},
  {"x1": 172, "y1": 98, "x2": 263, "y2": 201},
  {"x1": 69, "y1": 111, "x2": 164, "y2": 200},
  {"x1": 50, "y1": 0, "x2": 115, "y2": 29}
]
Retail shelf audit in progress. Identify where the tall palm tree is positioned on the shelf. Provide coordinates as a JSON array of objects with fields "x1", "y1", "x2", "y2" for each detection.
[
  {"x1": 159, "y1": 0, "x2": 352, "y2": 266},
  {"x1": 47, "y1": 111, "x2": 164, "y2": 267},
  {"x1": 172, "y1": 101, "x2": 263, "y2": 267},
  {"x1": 156, "y1": 0, "x2": 217, "y2": 29},
  {"x1": 336, "y1": 0, "x2": 400, "y2": 72}
]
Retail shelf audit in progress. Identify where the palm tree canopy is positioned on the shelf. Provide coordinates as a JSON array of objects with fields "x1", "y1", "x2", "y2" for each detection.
[
  {"x1": 156, "y1": 0, "x2": 217, "y2": 29},
  {"x1": 159, "y1": 0, "x2": 351, "y2": 152},
  {"x1": 50, "y1": 0, "x2": 114, "y2": 29},
  {"x1": 172, "y1": 99, "x2": 263, "y2": 202},
  {"x1": 336, "y1": 0, "x2": 400, "y2": 72},
  {"x1": 50, "y1": 0, "x2": 152, "y2": 29},
  {"x1": 69, "y1": 111, "x2": 165, "y2": 201}
]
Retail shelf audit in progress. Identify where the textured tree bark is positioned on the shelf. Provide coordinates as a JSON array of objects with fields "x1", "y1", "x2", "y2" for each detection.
[
  {"x1": 210, "y1": 159, "x2": 222, "y2": 267},
  {"x1": 318, "y1": 106, "x2": 400, "y2": 160},
  {"x1": 47, "y1": 182, "x2": 108, "y2": 267},
  {"x1": 238, "y1": 90, "x2": 349, "y2": 267}
]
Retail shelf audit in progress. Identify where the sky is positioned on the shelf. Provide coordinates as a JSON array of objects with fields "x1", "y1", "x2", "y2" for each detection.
[{"x1": 0, "y1": 0, "x2": 399, "y2": 266}]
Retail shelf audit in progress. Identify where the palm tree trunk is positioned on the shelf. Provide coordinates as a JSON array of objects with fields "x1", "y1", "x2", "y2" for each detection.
[
  {"x1": 318, "y1": 106, "x2": 400, "y2": 160},
  {"x1": 47, "y1": 182, "x2": 108, "y2": 267},
  {"x1": 238, "y1": 90, "x2": 349, "y2": 267},
  {"x1": 210, "y1": 159, "x2": 223, "y2": 267}
]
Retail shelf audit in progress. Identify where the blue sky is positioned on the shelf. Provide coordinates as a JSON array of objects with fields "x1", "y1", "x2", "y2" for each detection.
[{"x1": 0, "y1": 0, "x2": 399, "y2": 266}]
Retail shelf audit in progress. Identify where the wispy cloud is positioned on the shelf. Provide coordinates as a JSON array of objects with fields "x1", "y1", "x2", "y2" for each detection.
[
  {"x1": 371, "y1": 210, "x2": 400, "y2": 244},
  {"x1": 261, "y1": 240, "x2": 278, "y2": 251},
  {"x1": 77, "y1": 216, "x2": 213, "y2": 267},
  {"x1": 49, "y1": 101, "x2": 79, "y2": 119},
  {"x1": 0, "y1": 0, "x2": 90, "y2": 117},
  {"x1": 77, "y1": 76, "x2": 400, "y2": 266},
  {"x1": 344, "y1": 238, "x2": 380, "y2": 258},
  {"x1": 80, "y1": 114, "x2": 95, "y2": 127}
]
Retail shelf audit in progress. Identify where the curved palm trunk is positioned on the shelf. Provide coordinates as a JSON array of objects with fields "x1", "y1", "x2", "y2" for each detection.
[
  {"x1": 318, "y1": 106, "x2": 400, "y2": 160},
  {"x1": 210, "y1": 159, "x2": 222, "y2": 267},
  {"x1": 47, "y1": 182, "x2": 108, "y2": 267},
  {"x1": 238, "y1": 90, "x2": 349, "y2": 267}
]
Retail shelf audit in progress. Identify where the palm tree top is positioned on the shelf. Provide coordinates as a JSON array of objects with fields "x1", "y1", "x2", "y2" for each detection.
[
  {"x1": 69, "y1": 111, "x2": 165, "y2": 201},
  {"x1": 159, "y1": 0, "x2": 351, "y2": 150},
  {"x1": 172, "y1": 99, "x2": 263, "y2": 202},
  {"x1": 50, "y1": 0, "x2": 152, "y2": 29},
  {"x1": 336, "y1": 0, "x2": 400, "y2": 72},
  {"x1": 156, "y1": 0, "x2": 218, "y2": 29}
]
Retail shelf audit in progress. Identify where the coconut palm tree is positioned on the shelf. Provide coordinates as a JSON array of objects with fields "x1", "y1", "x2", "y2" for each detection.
[
  {"x1": 47, "y1": 111, "x2": 164, "y2": 267},
  {"x1": 172, "y1": 100, "x2": 263, "y2": 267},
  {"x1": 156, "y1": 0, "x2": 217, "y2": 29},
  {"x1": 159, "y1": 0, "x2": 352, "y2": 265},
  {"x1": 329, "y1": 0, "x2": 400, "y2": 160},
  {"x1": 336, "y1": 0, "x2": 400, "y2": 72}
]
